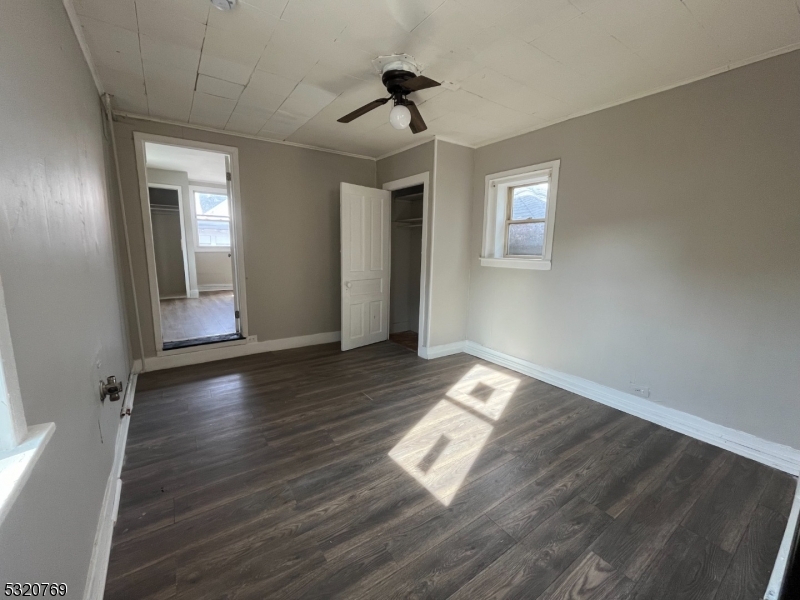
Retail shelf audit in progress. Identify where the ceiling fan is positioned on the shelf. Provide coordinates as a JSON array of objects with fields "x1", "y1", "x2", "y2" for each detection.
[{"x1": 337, "y1": 55, "x2": 441, "y2": 134}]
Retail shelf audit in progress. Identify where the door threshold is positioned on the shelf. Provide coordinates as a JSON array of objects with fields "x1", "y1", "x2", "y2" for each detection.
[{"x1": 163, "y1": 333, "x2": 244, "y2": 351}]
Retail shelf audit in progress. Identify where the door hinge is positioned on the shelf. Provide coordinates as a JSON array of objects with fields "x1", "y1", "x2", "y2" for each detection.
[
  {"x1": 235, "y1": 310, "x2": 240, "y2": 319},
  {"x1": 226, "y1": 172, "x2": 232, "y2": 181}
]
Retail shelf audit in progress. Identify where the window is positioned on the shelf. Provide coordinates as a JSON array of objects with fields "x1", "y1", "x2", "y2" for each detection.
[
  {"x1": 193, "y1": 191, "x2": 230, "y2": 249},
  {"x1": 481, "y1": 160, "x2": 560, "y2": 270}
]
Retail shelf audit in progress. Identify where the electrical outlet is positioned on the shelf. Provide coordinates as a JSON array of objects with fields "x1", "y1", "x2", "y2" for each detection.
[
  {"x1": 630, "y1": 385, "x2": 650, "y2": 399},
  {"x1": 247, "y1": 335, "x2": 258, "y2": 343}
]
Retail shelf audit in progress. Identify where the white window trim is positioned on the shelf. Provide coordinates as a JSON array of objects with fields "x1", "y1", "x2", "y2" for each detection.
[
  {"x1": 0, "y1": 271, "x2": 54, "y2": 527},
  {"x1": 189, "y1": 184, "x2": 231, "y2": 253},
  {"x1": 481, "y1": 159, "x2": 560, "y2": 271}
]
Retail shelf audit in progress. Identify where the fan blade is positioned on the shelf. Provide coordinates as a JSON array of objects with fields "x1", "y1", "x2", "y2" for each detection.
[
  {"x1": 402, "y1": 75, "x2": 441, "y2": 92},
  {"x1": 337, "y1": 97, "x2": 390, "y2": 123},
  {"x1": 406, "y1": 101, "x2": 427, "y2": 134}
]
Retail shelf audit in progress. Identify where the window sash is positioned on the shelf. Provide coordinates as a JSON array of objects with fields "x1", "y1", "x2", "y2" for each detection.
[{"x1": 504, "y1": 185, "x2": 548, "y2": 257}]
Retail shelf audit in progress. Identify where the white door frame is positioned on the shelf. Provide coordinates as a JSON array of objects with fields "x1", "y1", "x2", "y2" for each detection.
[
  {"x1": 133, "y1": 132, "x2": 249, "y2": 357},
  {"x1": 382, "y1": 172, "x2": 431, "y2": 358},
  {"x1": 146, "y1": 182, "x2": 190, "y2": 299}
]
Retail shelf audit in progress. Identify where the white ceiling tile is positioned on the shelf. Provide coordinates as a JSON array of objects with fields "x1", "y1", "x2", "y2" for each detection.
[
  {"x1": 80, "y1": 17, "x2": 143, "y2": 77},
  {"x1": 411, "y1": 0, "x2": 505, "y2": 60},
  {"x1": 111, "y1": 89, "x2": 150, "y2": 114},
  {"x1": 452, "y1": 0, "x2": 523, "y2": 26},
  {"x1": 315, "y1": 39, "x2": 376, "y2": 81},
  {"x1": 611, "y1": 8, "x2": 729, "y2": 80},
  {"x1": 198, "y1": 54, "x2": 255, "y2": 86},
  {"x1": 530, "y1": 15, "x2": 612, "y2": 61},
  {"x1": 279, "y1": 82, "x2": 338, "y2": 119},
  {"x1": 174, "y1": 0, "x2": 212, "y2": 24},
  {"x1": 494, "y1": 0, "x2": 580, "y2": 43},
  {"x1": 206, "y1": 0, "x2": 278, "y2": 43},
  {"x1": 198, "y1": 26, "x2": 267, "y2": 85},
  {"x1": 95, "y1": 65, "x2": 146, "y2": 109},
  {"x1": 135, "y1": 0, "x2": 207, "y2": 48},
  {"x1": 301, "y1": 63, "x2": 366, "y2": 96},
  {"x1": 73, "y1": 0, "x2": 138, "y2": 32},
  {"x1": 225, "y1": 104, "x2": 274, "y2": 134},
  {"x1": 583, "y1": 0, "x2": 687, "y2": 38},
  {"x1": 189, "y1": 92, "x2": 238, "y2": 128},
  {"x1": 259, "y1": 110, "x2": 310, "y2": 137},
  {"x1": 140, "y1": 34, "x2": 201, "y2": 73},
  {"x1": 254, "y1": 19, "x2": 333, "y2": 81},
  {"x1": 143, "y1": 60, "x2": 196, "y2": 120},
  {"x1": 237, "y1": 71, "x2": 295, "y2": 111},
  {"x1": 461, "y1": 68, "x2": 569, "y2": 118},
  {"x1": 279, "y1": 0, "x2": 350, "y2": 39},
  {"x1": 196, "y1": 74, "x2": 245, "y2": 100},
  {"x1": 682, "y1": 0, "x2": 800, "y2": 62},
  {"x1": 240, "y1": 0, "x2": 291, "y2": 18}
]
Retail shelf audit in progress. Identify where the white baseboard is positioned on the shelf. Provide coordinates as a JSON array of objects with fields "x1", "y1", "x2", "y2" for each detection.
[
  {"x1": 765, "y1": 480, "x2": 800, "y2": 600},
  {"x1": 420, "y1": 341, "x2": 465, "y2": 359},
  {"x1": 464, "y1": 341, "x2": 800, "y2": 475},
  {"x1": 197, "y1": 284, "x2": 233, "y2": 292},
  {"x1": 142, "y1": 331, "x2": 341, "y2": 372},
  {"x1": 83, "y1": 370, "x2": 138, "y2": 600}
]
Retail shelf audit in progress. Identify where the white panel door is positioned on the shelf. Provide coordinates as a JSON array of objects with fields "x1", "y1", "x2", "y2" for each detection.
[{"x1": 341, "y1": 182, "x2": 391, "y2": 351}]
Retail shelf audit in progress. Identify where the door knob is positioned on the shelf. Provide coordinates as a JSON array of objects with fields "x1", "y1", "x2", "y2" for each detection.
[{"x1": 100, "y1": 376, "x2": 123, "y2": 402}]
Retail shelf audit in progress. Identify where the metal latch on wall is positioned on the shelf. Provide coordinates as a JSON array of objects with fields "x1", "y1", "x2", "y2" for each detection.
[{"x1": 100, "y1": 375, "x2": 123, "y2": 402}]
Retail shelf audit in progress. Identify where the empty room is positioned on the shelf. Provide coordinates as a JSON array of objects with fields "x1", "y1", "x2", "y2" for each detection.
[{"x1": 0, "y1": 1, "x2": 798, "y2": 599}]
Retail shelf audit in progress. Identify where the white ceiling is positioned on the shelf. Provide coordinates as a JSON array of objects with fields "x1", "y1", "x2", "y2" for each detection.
[
  {"x1": 75, "y1": 0, "x2": 800, "y2": 158},
  {"x1": 145, "y1": 142, "x2": 227, "y2": 183}
]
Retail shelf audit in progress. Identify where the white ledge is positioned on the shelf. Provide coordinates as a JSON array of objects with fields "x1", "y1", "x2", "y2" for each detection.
[
  {"x1": 480, "y1": 257, "x2": 552, "y2": 270},
  {"x1": 0, "y1": 422, "x2": 55, "y2": 526}
]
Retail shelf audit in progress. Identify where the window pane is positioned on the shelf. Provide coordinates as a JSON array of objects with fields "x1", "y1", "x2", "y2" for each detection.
[
  {"x1": 510, "y1": 183, "x2": 548, "y2": 220},
  {"x1": 507, "y1": 222, "x2": 545, "y2": 256},
  {"x1": 197, "y1": 217, "x2": 230, "y2": 247},
  {"x1": 195, "y1": 193, "x2": 229, "y2": 217}
]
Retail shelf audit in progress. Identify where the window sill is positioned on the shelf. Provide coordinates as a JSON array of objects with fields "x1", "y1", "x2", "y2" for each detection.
[
  {"x1": 194, "y1": 247, "x2": 231, "y2": 253},
  {"x1": 480, "y1": 257, "x2": 552, "y2": 270},
  {"x1": 0, "y1": 422, "x2": 55, "y2": 526}
]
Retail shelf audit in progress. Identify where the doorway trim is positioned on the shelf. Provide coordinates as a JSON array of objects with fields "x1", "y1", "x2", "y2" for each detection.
[
  {"x1": 382, "y1": 172, "x2": 431, "y2": 358},
  {"x1": 133, "y1": 132, "x2": 249, "y2": 358}
]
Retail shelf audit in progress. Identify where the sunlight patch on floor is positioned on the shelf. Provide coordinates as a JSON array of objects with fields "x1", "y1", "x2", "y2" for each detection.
[{"x1": 389, "y1": 365, "x2": 520, "y2": 506}]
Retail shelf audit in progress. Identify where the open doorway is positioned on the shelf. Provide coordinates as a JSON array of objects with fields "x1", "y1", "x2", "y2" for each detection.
[
  {"x1": 135, "y1": 134, "x2": 248, "y2": 353},
  {"x1": 389, "y1": 184, "x2": 424, "y2": 353}
]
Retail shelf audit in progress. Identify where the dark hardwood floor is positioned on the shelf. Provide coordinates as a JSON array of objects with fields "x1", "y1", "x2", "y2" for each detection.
[{"x1": 106, "y1": 342, "x2": 796, "y2": 599}]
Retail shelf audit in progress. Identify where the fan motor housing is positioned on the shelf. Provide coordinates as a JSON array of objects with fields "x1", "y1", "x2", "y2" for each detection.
[{"x1": 382, "y1": 70, "x2": 419, "y2": 97}]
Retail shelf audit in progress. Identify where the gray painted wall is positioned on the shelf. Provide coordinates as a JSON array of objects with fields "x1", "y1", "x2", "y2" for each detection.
[
  {"x1": 377, "y1": 140, "x2": 474, "y2": 349},
  {"x1": 196, "y1": 252, "x2": 233, "y2": 288},
  {"x1": 114, "y1": 117, "x2": 376, "y2": 359},
  {"x1": 429, "y1": 141, "x2": 473, "y2": 347},
  {"x1": 467, "y1": 50, "x2": 800, "y2": 448},
  {"x1": 0, "y1": 0, "x2": 130, "y2": 593}
]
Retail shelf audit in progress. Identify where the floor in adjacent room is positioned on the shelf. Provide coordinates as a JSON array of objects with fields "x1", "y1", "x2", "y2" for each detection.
[
  {"x1": 389, "y1": 330, "x2": 418, "y2": 353},
  {"x1": 160, "y1": 291, "x2": 236, "y2": 344},
  {"x1": 106, "y1": 342, "x2": 795, "y2": 600}
]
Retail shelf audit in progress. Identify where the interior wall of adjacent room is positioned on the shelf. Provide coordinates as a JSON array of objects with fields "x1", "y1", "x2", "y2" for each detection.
[
  {"x1": 147, "y1": 168, "x2": 195, "y2": 295},
  {"x1": 114, "y1": 117, "x2": 376, "y2": 358},
  {"x1": 150, "y1": 201, "x2": 187, "y2": 298},
  {"x1": 467, "y1": 50, "x2": 800, "y2": 448},
  {"x1": 390, "y1": 197, "x2": 423, "y2": 333},
  {"x1": 0, "y1": 0, "x2": 131, "y2": 593}
]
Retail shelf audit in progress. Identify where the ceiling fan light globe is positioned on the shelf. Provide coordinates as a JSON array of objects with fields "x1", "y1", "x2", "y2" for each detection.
[{"x1": 389, "y1": 104, "x2": 412, "y2": 130}]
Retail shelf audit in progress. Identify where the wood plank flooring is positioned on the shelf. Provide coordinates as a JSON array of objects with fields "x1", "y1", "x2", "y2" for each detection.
[
  {"x1": 160, "y1": 291, "x2": 236, "y2": 343},
  {"x1": 106, "y1": 342, "x2": 796, "y2": 599}
]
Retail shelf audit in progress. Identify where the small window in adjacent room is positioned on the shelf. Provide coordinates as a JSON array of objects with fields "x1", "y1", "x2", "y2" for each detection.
[
  {"x1": 194, "y1": 191, "x2": 230, "y2": 249},
  {"x1": 481, "y1": 160, "x2": 560, "y2": 270}
]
